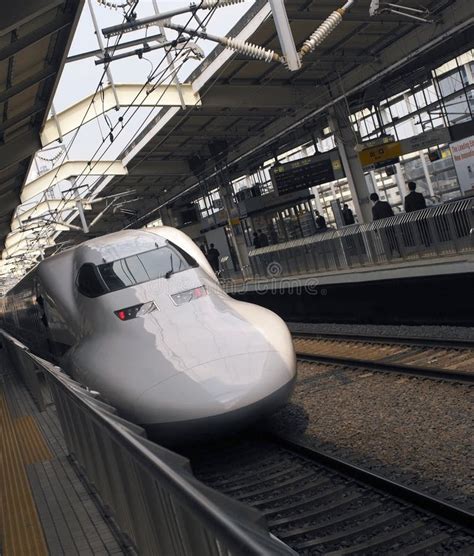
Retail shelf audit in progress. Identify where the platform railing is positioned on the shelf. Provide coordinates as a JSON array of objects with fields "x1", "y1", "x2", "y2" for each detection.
[
  {"x1": 0, "y1": 330, "x2": 295, "y2": 556},
  {"x1": 245, "y1": 198, "x2": 474, "y2": 280}
]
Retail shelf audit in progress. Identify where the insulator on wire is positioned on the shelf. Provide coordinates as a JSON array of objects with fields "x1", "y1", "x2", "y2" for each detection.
[
  {"x1": 299, "y1": 9, "x2": 343, "y2": 57},
  {"x1": 222, "y1": 37, "x2": 280, "y2": 63},
  {"x1": 96, "y1": 0, "x2": 134, "y2": 9},
  {"x1": 200, "y1": 0, "x2": 245, "y2": 8}
]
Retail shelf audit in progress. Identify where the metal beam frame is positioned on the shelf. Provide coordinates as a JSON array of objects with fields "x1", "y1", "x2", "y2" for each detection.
[
  {"x1": 40, "y1": 83, "x2": 201, "y2": 146},
  {"x1": 129, "y1": 159, "x2": 191, "y2": 176},
  {"x1": 0, "y1": 130, "x2": 42, "y2": 172},
  {"x1": 20, "y1": 160, "x2": 128, "y2": 203},
  {"x1": 0, "y1": 65, "x2": 56, "y2": 104},
  {"x1": 204, "y1": 84, "x2": 326, "y2": 108},
  {"x1": 1, "y1": 0, "x2": 65, "y2": 37}
]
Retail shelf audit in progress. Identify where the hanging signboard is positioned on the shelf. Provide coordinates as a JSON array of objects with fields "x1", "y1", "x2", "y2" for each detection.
[
  {"x1": 450, "y1": 136, "x2": 474, "y2": 195},
  {"x1": 358, "y1": 141, "x2": 402, "y2": 169},
  {"x1": 270, "y1": 152, "x2": 343, "y2": 196}
]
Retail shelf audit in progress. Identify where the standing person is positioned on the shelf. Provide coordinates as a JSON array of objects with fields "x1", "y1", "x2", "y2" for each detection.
[
  {"x1": 405, "y1": 181, "x2": 430, "y2": 246},
  {"x1": 252, "y1": 232, "x2": 261, "y2": 249},
  {"x1": 370, "y1": 193, "x2": 394, "y2": 221},
  {"x1": 270, "y1": 227, "x2": 279, "y2": 245},
  {"x1": 206, "y1": 243, "x2": 220, "y2": 273},
  {"x1": 315, "y1": 211, "x2": 327, "y2": 230},
  {"x1": 258, "y1": 229, "x2": 269, "y2": 247},
  {"x1": 404, "y1": 181, "x2": 426, "y2": 212},
  {"x1": 370, "y1": 193, "x2": 398, "y2": 256},
  {"x1": 342, "y1": 203, "x2": 355, "y2": 225}
]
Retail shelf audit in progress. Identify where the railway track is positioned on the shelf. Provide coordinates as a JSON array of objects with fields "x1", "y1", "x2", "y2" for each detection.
[
  {"x1": 293, "y1": 333, "x2": 474, "y2": 384},
  {"x1": 190, "y1": 434, "x2": 474, "y2": 555}
]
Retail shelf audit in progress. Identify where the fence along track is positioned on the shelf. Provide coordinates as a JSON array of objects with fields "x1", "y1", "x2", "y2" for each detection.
[
  {"x1": 0, "y1": 330, "x2": 295, "y2": 556},
  {"x1": 247, "y1": 198, "x2": 474, "y2": 280},
  {"x1": 191, "y1": 434, "x2": 474, "y2": 554},
  {"x1": 293, "y1": 334, "x2": 474, "y2": 384}
]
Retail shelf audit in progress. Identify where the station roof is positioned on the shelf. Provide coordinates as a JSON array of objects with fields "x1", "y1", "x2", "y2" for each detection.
[
  {"x1": 0, "y1": 0, "x2": 84, "y2": 249},
  {"x1": 68, "y1": 0, "x2": 472, "y2": 238},
  {"x1": 4, "y1": 0, "x2": 474, "y2": 261}
]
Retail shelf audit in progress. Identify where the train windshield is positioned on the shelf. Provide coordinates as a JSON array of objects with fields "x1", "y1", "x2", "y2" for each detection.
[{"x1": 97, "y1": 242, "x2": 197, "y2": 293}]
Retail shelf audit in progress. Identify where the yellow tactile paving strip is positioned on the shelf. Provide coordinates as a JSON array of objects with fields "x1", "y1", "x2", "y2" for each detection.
[{"x1": 0, "y1": 393, "x2": 52, "y2": 555}]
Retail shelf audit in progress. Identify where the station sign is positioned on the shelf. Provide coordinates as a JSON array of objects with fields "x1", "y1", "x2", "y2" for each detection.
[
  {"x1": 358, "y1": 141, "x2": 402, "y2": 169},
  {"x1": 270, "y1": 152, "x2": 343, "y2": 196}
]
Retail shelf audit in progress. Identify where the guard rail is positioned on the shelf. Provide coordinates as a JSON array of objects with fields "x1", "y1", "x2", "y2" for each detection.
[
  {"x1": 0, "y1": 330, "x2": 295, "y2": 556},
  {"x1": 248, "y1": 198, "x2": 474, "y2": 278}
]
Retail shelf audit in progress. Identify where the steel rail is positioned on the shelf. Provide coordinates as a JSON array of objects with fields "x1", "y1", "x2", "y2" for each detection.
[
  {"x1": 292, "y1": 331, "x2": 474, "y2": 351},
  {"x1": 295, "y1": 352, "x2": 474, "y2": 384},
  {"x1": 270, "y1": 433, "x2": 474, "y2": 532}
]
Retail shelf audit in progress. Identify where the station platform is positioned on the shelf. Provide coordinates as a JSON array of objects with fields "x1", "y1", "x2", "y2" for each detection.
[
  {"x1": 227, "y1": 252, "x2": 474, "y2": 326},
  {"x1": 0, "y1": 350, "x2": 126, "y2": 555}
]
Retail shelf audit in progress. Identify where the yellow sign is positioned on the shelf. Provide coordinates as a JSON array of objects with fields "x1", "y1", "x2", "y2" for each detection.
[
  {"x1": 230, "y1": 217, "x2": 241, "y2": 226},
  {"x1": 359, "y1": 141, "x2": 402, "y2": 167}
]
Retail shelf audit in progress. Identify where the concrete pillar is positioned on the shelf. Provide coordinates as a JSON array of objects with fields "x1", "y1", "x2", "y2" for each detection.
[
  {"x1": 329, "y1": 104, "x2": 373, "y2": 223},
  {"x1": 312, "y1": 185, "x2": 324, "y2": 214},
  {"x1": 218, "y1": 183, "x2": 248, "y2": 270},
  {"x1": 395, "y1": 163, "x2": 406, "y2": 201},
  {"x1": 419, "y1": 151, "x2": 435, "y2": 197}
]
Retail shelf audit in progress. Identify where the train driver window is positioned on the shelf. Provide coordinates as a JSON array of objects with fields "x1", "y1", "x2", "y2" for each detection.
[{"x1": 77, "y1": 264, "x2": 107, "y2": 297}]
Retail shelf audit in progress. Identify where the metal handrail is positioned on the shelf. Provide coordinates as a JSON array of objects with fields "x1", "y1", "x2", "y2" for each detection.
[
  {"x1": 0, "y1": 330, "x2": 295, "y2": 556},
  {"x1": 245, "y1": 198, "x2": 474, "y2": 279}
]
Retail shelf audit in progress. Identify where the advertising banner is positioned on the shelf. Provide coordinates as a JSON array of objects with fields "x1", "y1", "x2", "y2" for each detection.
[{"x1": 450, "y1": 136, "x2": 474, "y2": 195}]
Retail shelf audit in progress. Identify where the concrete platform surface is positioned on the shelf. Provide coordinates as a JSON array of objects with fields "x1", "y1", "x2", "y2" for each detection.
[{"x1": 0, "y1": 349, "x2": 127, "y2": 556}]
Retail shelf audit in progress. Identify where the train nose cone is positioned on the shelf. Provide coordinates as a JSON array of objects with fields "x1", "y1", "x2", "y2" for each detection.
[{"x1": 133, "y1": 349, "x2": 295, "y2": 440}]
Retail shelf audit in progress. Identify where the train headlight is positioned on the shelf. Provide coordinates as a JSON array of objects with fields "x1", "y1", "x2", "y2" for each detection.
[
  {"x1": 171, "y1": 286, "x2": 207, "y2": 306},
  {"x1": 114, "y1": 301, "x2": 158, "y2": 321}
]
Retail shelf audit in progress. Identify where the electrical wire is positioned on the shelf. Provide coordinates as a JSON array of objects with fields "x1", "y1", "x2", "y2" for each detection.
[
  {"x1": 8, "y1": 1, "x2": 140, "y2": 260},
  {"x1": 18, "y1": 0, "x2": 219, "y2": 262}
]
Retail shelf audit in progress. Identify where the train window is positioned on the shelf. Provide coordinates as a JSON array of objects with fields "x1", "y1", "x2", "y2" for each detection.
[
  {"x1": 77, "y1": 264, "x2": 107, "y2": 298},
  {"x1": 98, "y1": 245, "x2": 196, "y2": 292}
]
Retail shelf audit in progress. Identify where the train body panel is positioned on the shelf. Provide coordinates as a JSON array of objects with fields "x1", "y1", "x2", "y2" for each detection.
[{"x1": 0, "y1": 227, "x2": 296, "y2": 441}]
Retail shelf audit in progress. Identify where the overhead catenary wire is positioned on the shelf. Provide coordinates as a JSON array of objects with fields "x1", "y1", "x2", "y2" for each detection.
[
  {"x1": 17, "y1": 0, "x2": 218, "y2": 261},
  {"x1": 6, "y1": 1, "x2": 141, "y2": 263}
]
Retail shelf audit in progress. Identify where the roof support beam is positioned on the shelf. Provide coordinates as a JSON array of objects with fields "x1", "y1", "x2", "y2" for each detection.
[
  {"x1": 129, "y1": 160, "x2": 191, "y2": 176},
  {"x1": 0, "y1": 102, "x2": 47, "y2": 136},
  {"x1": 0, "y1": 65, "x2": 56, "y2": 104},
  {"x1": 20, "y1": 160, "x2": 128, "y2": 203},
  {"x1": 0, "y1": 13, "x2": 74, "y2": 61},
  {"x1": 0, "y1": 130, "x2": 41, "y2": 172},
  {"x1": 40, "y1": 83, "x2": 201, "y2": 146},
  {"x1": 1, "y1": 0, "x2": 66, "y2": 37},
  {"x1": 204, "y1": 85, "x2": 323, "y2": 108}
]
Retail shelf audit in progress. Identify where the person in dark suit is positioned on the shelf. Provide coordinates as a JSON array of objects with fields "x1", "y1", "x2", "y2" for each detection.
[
  {"x1": 342, "y1": 204, "x2": 355, "y2": 225},
  {"x1": 405, "y1": 181, "x2": 430, "y2": 246},
  {"x1": 370, "y1": 193, "x2": 394, "y2": 221},
  {"x1": 206, "y1": 243, "x2": 220, "y2": 273},
  {"x1": 315, "y1": 211, "x2": 327, "y2": 230},
  {"x1": 404, "y1": 181, "x2": 426, "y2": 213},
  {"x1": 370, "y1": 193, "x2": 398, "y2": 257}
]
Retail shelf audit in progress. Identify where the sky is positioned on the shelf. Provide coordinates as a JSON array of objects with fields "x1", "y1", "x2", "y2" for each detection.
[{"x1": 47, "y1": 0, "x2": 251, "y2": 162}]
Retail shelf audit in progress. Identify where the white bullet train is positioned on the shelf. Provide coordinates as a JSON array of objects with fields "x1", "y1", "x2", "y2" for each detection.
[{"x1": 0, "y1": 227, "x2": 296, "y2": 442}]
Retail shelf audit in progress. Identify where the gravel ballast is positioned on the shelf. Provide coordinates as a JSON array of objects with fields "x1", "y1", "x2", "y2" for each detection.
[{"x1": 270, "y1": 360, "x2": 474, "y2": 511}]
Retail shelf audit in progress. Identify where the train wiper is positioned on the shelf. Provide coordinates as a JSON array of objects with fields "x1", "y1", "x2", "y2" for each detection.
[{"x1": 165, "y1": 254, "x2": 174, "y2": 279}]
